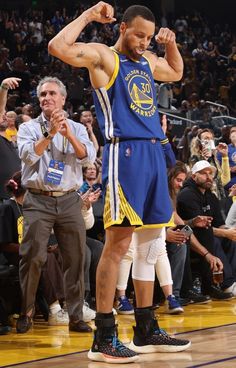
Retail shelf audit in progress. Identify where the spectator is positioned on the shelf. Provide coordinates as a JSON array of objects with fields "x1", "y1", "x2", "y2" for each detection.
[
  {"x1": 21, "y1": 103, "x2": 34, "y2": 118},
  {"x1": 80, "y1": 163, "x2": 104, "y2": 242},
  {"x1": 0, "y1": 77, "x2": 21, "y2": 202},
  {"x1": 79, "y1": 163, "x2": 102, "y2": 195},
  {"x1": 16, "y1": 76, "x2": 96, "y2": 334},
  {"x1": 218, "y1": 125, "x2": 236, "y2": 191},
  {"x1": 51, "y1": 10, "x2": 64, "y2": 33},
  {"x1": 79, "y1": 110, "x2": 99, "y2": 154},
  {"x1": 225, "y1": 188, "x2": 236, "y2": 228},
  {"x1": 177, "y1": 160, "x2": 236, "y2": 299},
  {"x1": 167, "y1": 161, "x2": 222, "y2": 304},
  {"x1": 8, "y1": 57, "x2": 31, "y2": 103},
  {"x1": 190, "y1": 128, "x2": 230, "y2": 202},
  {"x1": 5, "y1": 110, "x2": 17, "y2": 143}
]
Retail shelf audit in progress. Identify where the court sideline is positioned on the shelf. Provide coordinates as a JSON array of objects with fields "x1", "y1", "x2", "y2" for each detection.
[{"x1": 1, "y1": 299, "x2": 236, "y2": 368}]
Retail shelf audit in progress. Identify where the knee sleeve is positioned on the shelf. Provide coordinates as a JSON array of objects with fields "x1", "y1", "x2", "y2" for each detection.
[
  {"x1": 117, "y1": 242, "x2": 134, "y2": 290},
  {"x1": 132, "y1": 228, "x2": 163, "y2": 282},
  {"x1": 154, "y1": 228, "x2": 173, "y2": 287}
]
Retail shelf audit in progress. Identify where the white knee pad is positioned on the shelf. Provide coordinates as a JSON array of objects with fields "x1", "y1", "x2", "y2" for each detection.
[
  {"x1": 132, "y1": 228, "x2": 163, "y2": 282},
  {"x1": 154, "y1": 229, "x2": 173, "y2": 287},
  {"x1": 117, "y1": 243, "x2": 134, "y2": 290}
]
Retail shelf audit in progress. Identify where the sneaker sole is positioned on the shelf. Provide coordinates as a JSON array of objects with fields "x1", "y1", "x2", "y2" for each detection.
[
  {"x1": 211, "y1": 296, "x2": 234, "y2": 301},
  {"x1": 165, "y1": 307, "x2": 184, "y2": 314},
  {"x1": 116, "y1": 310, "x2": 134, "y2": 315},
  {"x1": 88, "y1": 350, "x2": 139, "y2": 363},
  {"x1": 129, "y1": 340, "x2": 191, "y2": 353},
  {"x1": 189, "y1": 299, "x2": 212, "y2": 304}
]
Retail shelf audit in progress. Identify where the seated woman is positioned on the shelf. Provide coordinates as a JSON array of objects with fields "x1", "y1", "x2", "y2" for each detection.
[
  {"x1": 79, "y1": 163, "x2": 105, "y2": 242},
  {"x1": 79, "y1": 163, "x2": 102, "y2": 195},
  {"x1": 189, "y1": 128, "x2": 230, "y2": 202}
]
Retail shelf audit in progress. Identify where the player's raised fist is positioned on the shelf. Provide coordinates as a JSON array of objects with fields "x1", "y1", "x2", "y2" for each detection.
[
  {"x1": 85, "y1": 1, "x2": 116, "y2": 24},
  {"x1": 155, "y1": 28, "x2": 176, "y2": 45}
]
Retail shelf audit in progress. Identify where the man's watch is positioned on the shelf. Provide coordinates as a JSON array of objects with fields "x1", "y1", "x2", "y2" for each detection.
[{"x1": 43, "y1": 131, "x2": 54, "y2": 140}]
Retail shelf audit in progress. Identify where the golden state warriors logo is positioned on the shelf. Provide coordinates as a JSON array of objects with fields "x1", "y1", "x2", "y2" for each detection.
[
  {"x1": 232, "y1": 152, "x2": 236, "y2": 163},
  {"x1": 125, "y1": 70, "x2": 157, "y2": 117}
]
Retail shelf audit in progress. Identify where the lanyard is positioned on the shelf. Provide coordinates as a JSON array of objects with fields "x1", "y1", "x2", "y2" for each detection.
[{"x1": 40, "y1": 121, "x2": 68, "y2": 157}]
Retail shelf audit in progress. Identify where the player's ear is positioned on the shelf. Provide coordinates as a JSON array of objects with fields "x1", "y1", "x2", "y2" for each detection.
[{"x1": 120, "y1": 22, "x2": 127, "y2": 34}]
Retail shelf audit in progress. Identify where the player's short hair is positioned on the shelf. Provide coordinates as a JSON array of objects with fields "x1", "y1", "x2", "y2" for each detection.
[{"x1": 122, "y1": 5, "x2": 155, "y2": 25}]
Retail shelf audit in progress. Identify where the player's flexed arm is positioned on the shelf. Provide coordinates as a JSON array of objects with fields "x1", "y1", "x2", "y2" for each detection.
[
  {"x1": 146, "y1": 28, "x2": 184, "y2": 82},
  {"x1": 48, "y1": 2, "x2": 116, "y2": 88}
]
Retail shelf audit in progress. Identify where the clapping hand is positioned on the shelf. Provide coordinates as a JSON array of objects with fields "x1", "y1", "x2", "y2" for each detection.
[
  {"x1": 80, "y1": 188, "x2": 102, "y2": 209},
  {"x1": 50, "y1": 109, "x2": 72, "y2": 138}
]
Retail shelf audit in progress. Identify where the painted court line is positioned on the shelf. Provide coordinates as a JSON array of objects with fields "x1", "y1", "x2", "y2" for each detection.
[
  {"x1": 0, "y1": 349, "x2": 88, "y2": 368},
  {"x1": 187, "y1": 355, "x2": 236, "y2": 368},
  {"x1": 175, "y1": 322, "x2": 236, "y2": 336},
  {"x1": 2, "y1": 323, "x2": 236, "y2": 367}
]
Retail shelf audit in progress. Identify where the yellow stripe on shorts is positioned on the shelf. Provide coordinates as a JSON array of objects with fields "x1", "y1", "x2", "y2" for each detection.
[
  {"x1": 103, "y1": 184, "x2": 174, "y2": 229},
  {"x1": 103, "y1": 183, "x2": 143, "y2": 229},
  {"x1": 136, "y1": 213, "x2": 175, "y2": 230}
]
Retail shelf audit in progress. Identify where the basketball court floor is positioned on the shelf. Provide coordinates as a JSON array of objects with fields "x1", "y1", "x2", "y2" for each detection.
[{"x1": 1, "y1": 299, "x2": 236, "y2": 368}]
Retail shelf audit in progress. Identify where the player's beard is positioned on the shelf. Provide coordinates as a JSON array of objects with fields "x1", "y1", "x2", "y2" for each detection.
[{"x1": 123, "y1": 39, "x2": 143, "y2": 61}]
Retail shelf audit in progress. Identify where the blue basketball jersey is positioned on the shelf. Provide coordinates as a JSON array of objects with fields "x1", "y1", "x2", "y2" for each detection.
[
  {"x1": 92, "y1": 49, "x2": 166, "y2": 141},
  {"x1": 92, "y1": 49, "x2": 173, "y2": 228}
]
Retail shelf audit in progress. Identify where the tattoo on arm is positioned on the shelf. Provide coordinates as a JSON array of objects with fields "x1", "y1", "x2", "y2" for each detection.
[{"x1": 77, "y1": 50, "x2": 85, "y2": 58}]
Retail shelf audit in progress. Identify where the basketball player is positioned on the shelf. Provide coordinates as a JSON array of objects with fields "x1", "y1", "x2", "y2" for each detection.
[{"x1": 48, "y1": 1, "x2": 191, "y2": 363}]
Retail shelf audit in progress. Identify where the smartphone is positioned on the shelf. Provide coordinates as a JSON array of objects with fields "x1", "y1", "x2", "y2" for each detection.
[
  {"x1": 179, "y1": 225, "x2": 193, "y2": 237},
  {"x1": 201, "y1": 139, "x2": 211, "y2": 151},
  {"x1": 201, "y1": 139, "x2": 215, "y2": 151}
]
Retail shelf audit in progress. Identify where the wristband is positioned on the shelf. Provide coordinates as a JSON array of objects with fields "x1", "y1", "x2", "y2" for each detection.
[
  {"x1": 0, "y1": 84, "x2": 9, "y2": 91},
  {"x1": 203, "y1": 251, "x2": 209, "y2": 258},
  {"x1": 45, "y1": 134, "x2": 54, "y2": 140},
  {"x1": 43, "y1": 130, "x2": 54, "y2": 140}
]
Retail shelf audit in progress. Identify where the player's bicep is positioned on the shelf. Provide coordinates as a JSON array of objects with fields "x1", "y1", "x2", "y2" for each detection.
[
  {"x1": 152, "y1": 57, "x2": 177, "y2": 81},
  {"x1": 49, "y1": 41, "x2": 102, "y2": 69},
  {"x1": 70, "y1": 43, "x2": 102, "y2": 68},
  {"x1": 147, "y1": 52, "x2": 179, "y2": 82}
]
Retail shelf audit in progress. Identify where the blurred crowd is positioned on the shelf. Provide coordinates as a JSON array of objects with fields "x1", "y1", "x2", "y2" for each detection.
[{"x1": 0, "y1": 4, "x2": 235, "y2": 120}]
